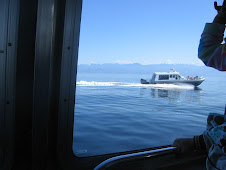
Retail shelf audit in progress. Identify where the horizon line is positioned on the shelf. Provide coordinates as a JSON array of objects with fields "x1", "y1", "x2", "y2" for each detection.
[{"x1": 78, "y1": 63, "x2": 205, "y2": 66}]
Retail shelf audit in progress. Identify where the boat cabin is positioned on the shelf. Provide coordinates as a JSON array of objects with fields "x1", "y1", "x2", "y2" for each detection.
[
  {"x1": 142, "y1": 69, "x2": 205, "y2": 86},
  {"x1": 151, "y1": 70, "x2": 182, "y2": 83}
]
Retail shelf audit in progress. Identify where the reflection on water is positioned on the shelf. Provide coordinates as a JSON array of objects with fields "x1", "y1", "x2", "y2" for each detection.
[
  {"x1": 140, "y1": 86, "x2": 203, "y2": 103},
  {"x1": 151, "y1": 89, "x2": 180, "y2": 99}
]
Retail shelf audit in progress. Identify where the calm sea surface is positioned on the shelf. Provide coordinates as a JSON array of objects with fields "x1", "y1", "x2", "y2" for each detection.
[{"x1": 73, "y1": 71, "x2": 226, "y2": 157}]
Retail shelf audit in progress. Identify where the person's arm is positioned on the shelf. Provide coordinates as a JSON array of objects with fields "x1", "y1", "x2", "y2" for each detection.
[
  {"x1": 198, "y1": 23, "x2": 226, "y2": 71},
  {"x1": 172, "y1": 135, "x2": 206, "y2": 154},
  {"x1": 172, "y1": 138, "x2": 194, "y2": 153},
  {"x1": 198, "y1": 1, "x2": 226, "y2": 71},
  {"x1": 193, "y1": 135, "x2": 206, "y2": 151}
]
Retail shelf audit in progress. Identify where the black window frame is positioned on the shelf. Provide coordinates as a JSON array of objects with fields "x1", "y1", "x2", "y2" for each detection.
[
  {"x1": 0, "y1": 0, "x2": 207, "y2": 169},
  {"x1": 55, "y1": 1, "x2": 181, "y2": 168},
  {"x1": 54, "y1": 0, "x2": 206, "y2": 169}
]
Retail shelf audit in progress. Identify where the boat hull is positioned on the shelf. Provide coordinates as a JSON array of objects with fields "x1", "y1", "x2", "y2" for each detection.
[{"x1": 140, "y1": 79, "x2": 205, "y2": 86}]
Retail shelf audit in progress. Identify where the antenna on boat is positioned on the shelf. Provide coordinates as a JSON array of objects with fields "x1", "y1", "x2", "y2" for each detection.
[{"x1": 170, "y1": 68, "x2": 175, "y2": 72}]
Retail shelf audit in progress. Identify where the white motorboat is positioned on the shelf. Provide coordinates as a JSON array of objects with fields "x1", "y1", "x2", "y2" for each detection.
[{"x1": 140, "y1": 69, "x2": 205, "y2": 86}]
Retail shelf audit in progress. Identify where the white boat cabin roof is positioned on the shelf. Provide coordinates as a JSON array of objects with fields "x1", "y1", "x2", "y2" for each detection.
[
  {"x1": 153, "y1": 69, "x2": 180, "y2": 75},
  {"x1": 154, "y1": 71, "x2": 180, "y2": 75}
]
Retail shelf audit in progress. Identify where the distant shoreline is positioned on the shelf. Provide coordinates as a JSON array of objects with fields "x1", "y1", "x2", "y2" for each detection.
[{"x1": 77, "y1": 63, "x2": 220, "y2": 76}]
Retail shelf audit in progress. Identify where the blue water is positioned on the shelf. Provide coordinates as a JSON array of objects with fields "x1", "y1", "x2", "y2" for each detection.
[{"x1": 73, "y1": 71, "x2": 226, "y2": 157}]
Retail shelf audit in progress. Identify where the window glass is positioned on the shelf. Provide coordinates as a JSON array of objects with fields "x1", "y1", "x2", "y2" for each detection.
[
  {"x1": 73, "y1": 0, "x2": 226, "y2": 157},
  {"x1": 159, "y1": 75, "x2": 169, "y2": 80}
]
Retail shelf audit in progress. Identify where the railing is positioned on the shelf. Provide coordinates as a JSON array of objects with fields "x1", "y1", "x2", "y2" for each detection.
[{"x1": 94, "y1": 146, "x2": 177, "y2": 170}]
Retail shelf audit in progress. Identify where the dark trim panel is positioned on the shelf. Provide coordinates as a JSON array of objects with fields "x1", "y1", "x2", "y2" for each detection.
[
  {"x1": 0, "y1": 0, "x2": 20, "y2": 169},
  {"x1": 5, "y1": 0, "x2": 20, "y2": 168},
  {"x1": 0, "y1": 1, "x2": 9, "y2": 168},
  {"x1": 57, "y1": 0, "x2": 82, "y2": 168},
  {"x1": 32, "y1": 0, "x2": 66, "y2": 169}
]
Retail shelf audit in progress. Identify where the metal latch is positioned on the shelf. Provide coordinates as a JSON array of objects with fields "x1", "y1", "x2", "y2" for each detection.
[{"x1": 0, "y1": 50, "x2": 4, "y2": 53}]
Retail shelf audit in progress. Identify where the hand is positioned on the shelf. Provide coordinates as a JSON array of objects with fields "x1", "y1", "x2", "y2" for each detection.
[
  {"x1": 172, "y1": 138, "x2": 194, "y2": 154},
  {"x1": 213, "y1": 1, "x2": 226, "y2": 24}
]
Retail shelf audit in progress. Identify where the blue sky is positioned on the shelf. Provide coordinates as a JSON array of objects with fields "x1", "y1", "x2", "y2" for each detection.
[{"x1": 78, "y1": 0, "x2": 223, "y2": 65}]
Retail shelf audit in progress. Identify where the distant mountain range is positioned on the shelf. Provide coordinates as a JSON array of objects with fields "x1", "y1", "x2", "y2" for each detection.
[{"x1": 77, "y1": 63, "x2": 221, "y2": 76}]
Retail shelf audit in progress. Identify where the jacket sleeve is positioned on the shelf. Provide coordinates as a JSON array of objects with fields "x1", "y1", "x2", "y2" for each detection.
[
  {"x1": 194, "y1": 135, "x2": 207, "y2": 152},
  {"x1": 198, "y1": 23, "x2": 226, "y2": 71}
]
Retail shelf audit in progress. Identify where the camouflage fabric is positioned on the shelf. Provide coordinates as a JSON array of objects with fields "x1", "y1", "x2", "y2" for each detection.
[{"x1": 203, "y1": 113, "x2": 226, "y2": 170}]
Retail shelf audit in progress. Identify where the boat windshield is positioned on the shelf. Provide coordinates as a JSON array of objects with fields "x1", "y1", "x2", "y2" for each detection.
[{"x1": 159, "y1": 75, "x2": 169, "y2": 80}]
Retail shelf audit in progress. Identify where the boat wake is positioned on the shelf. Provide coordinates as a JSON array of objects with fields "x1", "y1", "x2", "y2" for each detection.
[{"x1": 76, "y1": 81, "x2": 196, "y2": 90}]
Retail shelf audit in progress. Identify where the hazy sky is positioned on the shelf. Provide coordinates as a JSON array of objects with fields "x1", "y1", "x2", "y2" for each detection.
[{"x1": 78, "y1": 0, "x2": 224, "y2": 65}]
